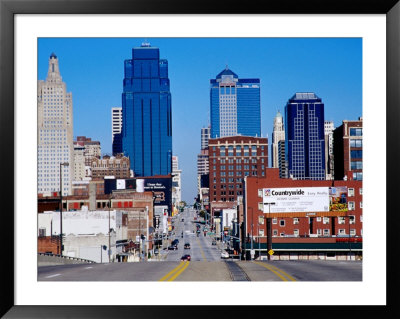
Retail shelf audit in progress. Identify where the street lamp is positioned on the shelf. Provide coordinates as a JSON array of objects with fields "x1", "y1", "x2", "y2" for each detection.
[
  {"x1": 263, "y1": 202, "x2": 276, "y2": 260},
  {"x1": 59, "y1": 162, "x2": 69, "y2": 257}
]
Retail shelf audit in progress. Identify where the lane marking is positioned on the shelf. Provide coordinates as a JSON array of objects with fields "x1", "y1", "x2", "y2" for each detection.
[
  {"x1": 167, "y1": 261, "x2": 190, "y2": 281},
  {"x1": 45, "y1": 273, "x2": 61, "y2": 279},
  {"x1": 196, "y1": 238, "x2": 207, "y2": 262},
  {"x1": 253, "y1": 261, "x2": 296, "y2": 281},
  {"x1": 159, "y1": 262, "x2": 187, "y2": 281},
  {"x1": 85, "y1": 266, "x2": 93, "y2": 269}
]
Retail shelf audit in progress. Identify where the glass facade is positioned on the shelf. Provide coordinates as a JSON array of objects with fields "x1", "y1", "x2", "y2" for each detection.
[
  {"x1": 122, "y1": 44, "x2": 172, "y2": 176},
  {"x1": 285, "y1": 93, "x2": 325, "y2": 180},
  {"x1": 210, "y1": 68, "x2": 261, "y2": 138}
]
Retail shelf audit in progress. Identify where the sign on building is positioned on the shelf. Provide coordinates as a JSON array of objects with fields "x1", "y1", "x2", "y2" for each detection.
[{"x1": 262, "y1": 187, "x2": 348, "y2": 213}]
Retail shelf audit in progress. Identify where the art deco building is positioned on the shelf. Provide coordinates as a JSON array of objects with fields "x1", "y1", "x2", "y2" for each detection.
[
  {"x1": 38, "y1": 53, "x2": 74, "y2": 195},
  {"x1": 271, "y1": 111, "x2": 285, "y2": 169}
]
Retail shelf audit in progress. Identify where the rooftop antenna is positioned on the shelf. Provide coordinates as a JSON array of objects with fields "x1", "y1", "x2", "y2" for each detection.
[{"x1": 141, "y1": 39, "x2": 151, "y2": 47}]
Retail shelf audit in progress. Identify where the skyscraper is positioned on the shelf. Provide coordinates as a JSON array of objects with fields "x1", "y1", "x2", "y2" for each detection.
[
  {"x1": 285, "y1": 92, "x2": 325, "y2": 180},
  {"x1": 324, "y1": 121, "x2": 335, "y2": 180},
  {"x1": 122, "y1": 42, "x2": 172, "y2": 177},
  {"x1": 201, "y1": 126, "x2": 211, "y2": 150},
  {"x1": 111, "y1": 106, "x2": 123, "y2": 155},
  {"x1": 271, "y1": 111, "x2": 285, "y2": 168},
  {"x1": 38, "y1": 53, "x2": 74, "y2": 195},
  {"x1": 210, "y1": 67, "x2": 261, "y2": 138}
]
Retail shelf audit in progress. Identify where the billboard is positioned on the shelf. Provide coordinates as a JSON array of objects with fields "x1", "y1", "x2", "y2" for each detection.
[
  {"x1": 262, "y1": 187, "x2": 329, "y2": 213},
  {"x1": 262, "y1": 187, "x2": 348, "y2": 214},
  {"x1": 329, "y1": 187, "x2": 348, "y2": 212}
]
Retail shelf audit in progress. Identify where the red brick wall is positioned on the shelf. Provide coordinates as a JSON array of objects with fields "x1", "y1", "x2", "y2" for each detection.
[
  {"x1": 38, "y1": 236, "x2": 60, "y2": 254},
  {"x1": 245, "y1": 168, "x2": 363, "y2": 243}
]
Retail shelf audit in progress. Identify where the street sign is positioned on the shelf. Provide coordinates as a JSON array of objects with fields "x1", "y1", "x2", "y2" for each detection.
[
  {"x1": 268, "y1": 249, "x2": 274, "y2": 255},
  {"x1": 251, "y1": 249, "x2": 255, "y2": 257}
]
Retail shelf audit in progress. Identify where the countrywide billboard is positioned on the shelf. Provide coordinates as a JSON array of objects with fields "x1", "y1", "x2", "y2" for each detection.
[{"x1": 262, "y1": 187, "x2": 347, "y2": 213}]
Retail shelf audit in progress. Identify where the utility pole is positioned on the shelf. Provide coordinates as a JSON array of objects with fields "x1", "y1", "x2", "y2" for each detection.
[{"x1": 264, "y1": 202, "x2": 276, "y2": 260}]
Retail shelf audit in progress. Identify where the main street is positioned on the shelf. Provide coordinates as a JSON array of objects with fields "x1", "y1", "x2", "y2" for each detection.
[{"x1": 38, "y1": 207, "x2": 362, "y2": 282}]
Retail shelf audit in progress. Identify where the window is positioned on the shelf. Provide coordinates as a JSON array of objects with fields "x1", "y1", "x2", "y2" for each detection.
[
  {"x1": 338, "y1": 229, "x2": 346, "y2": 235},
  {"x1": 273, "y1": 230, "x2": 278, "y2": 236},
  {"x1": 360, "y1": 188, "x2": 363, "y2": 195},
  {"x1": 360, "y1": 202, "x2": 363, "y2": 208},
  {"x1": 353, "y1": 172, "x2": 363, "y2": 180},
  {"x1": 350, "y1": 229, "x2": 356, "y2": 236},
  {"x1": 316, "y1": 217, "x2": 321, "y2": 222},
  {"x1": 351, "y1": 161, "x2": 362, "y2": 170},
  {"x1": 348, "y1": 188, "x2": 355, "y2": 197},
  {"x1": 259, "y1": 229, "x2": 265, "y2": 236},
  {"x1": 350, "y1": 139, "x2": 363, "y2": 147},
  {"x1": 338, "y1": 217, "x2": 346, "y2": 224},
  {"x1": 293, "y1": 218, "x2": 299, "y2": 225},
  {"x1": 350, "y1": 128, "x2": 362, "y2": 136},
  {"x1": 258, "y1": 216, "x2": 264, "y2": 224},
  {"x1": 272, "y1": 218, "x2": 277, "y2": 224},
  {"x1": 293, "y1": 229, "x2": 299, "y2": 236},
  {"x1": 350, "y1": 150, "x2": 362, "y2": 159},
  {"x1": 323, "y1": 217, "x2": 330, "y2": 224},
  {"x1": 279, "y1": 220, "x2": 285, "y2": 227},
  {"x1": 349, "y1": 215, "x2": 355, "y2": 224},
  {"x1": 38, "y1": 227, "x2": 46, "y2": 237},
  {"x1": 348, "y1": 201, "x2": 355, "y2": 210},
  {"x1": 323, "y1": 229, "x2": 330, "y2": 236},
  {"x1": 258, "y1": 203, "x2": 263, "y2": 211}
]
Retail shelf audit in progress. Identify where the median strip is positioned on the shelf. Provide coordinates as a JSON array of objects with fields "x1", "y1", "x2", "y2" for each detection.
[
  {"x1": 253, "y1": 261, "x2": 296, "y2": 281},
  {"x1": 159, "y1": 261, "x2": 189, "y2": 281}
]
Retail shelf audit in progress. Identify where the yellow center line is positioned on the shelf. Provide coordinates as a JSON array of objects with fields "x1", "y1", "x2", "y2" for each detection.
[
  {"x1": 159, "y1": 262, "x2": 187, "y2": 281},
  {"x1": 167, "y1": 261, "x2": 190, "y2": 281},
  {"x1": 196, "y1": 237, "x2": 207, "y2": 262},
  {"x1": 253, "y1": 261, "x2": 296, "y2": 281}
]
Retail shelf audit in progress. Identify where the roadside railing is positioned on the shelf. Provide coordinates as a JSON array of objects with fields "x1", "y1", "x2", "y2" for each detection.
[{"x1": 38, "y1": 252, "x2": 96, "y2": 263}]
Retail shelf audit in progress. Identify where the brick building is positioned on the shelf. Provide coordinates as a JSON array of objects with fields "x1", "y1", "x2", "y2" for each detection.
[
  {"x1": 333, "y1": 118, "x2": 363, "y2": 181},
  {"x1": 208, "y1": 136, "x2": 268, "y2": 202},
  {"x1": 90, "y1": 154, "x2": 131, "y2": 180},
  {"x1": 243, "y1": 168, "x2": 362, "y2": 260}
]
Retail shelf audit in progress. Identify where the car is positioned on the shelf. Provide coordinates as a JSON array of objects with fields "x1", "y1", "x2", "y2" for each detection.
[
  {"x1": 212, "y1": 240, "x2": 217, "y2": 245},
  {"x1": 181, "y1": 254, "x2": 191, "y2": 261},
  {"x1": 168, "y1": 245, "x2": 178, "y2": 250},
  {"x1": 181, "y1": 219, "x2": 184, "y2": 222},
  {"x1": 172, "y1": 239, "x2": 179, "y2": 245},
  {"x1": 221, "y1": 251, "x2": 229, "y2": 259},
  {"x1": 184, "y1": 243, "x2": 190, "y2": 249}
]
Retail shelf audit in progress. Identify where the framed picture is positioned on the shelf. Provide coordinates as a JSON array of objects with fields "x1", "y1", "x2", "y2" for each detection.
[{"x1": 1, "y1": 0, "x2": 398, "y2": 317}]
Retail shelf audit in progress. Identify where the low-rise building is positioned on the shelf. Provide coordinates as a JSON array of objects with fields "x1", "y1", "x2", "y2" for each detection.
[{"x1": 242, "y1": 168, "x2": 362, "y2": 261}]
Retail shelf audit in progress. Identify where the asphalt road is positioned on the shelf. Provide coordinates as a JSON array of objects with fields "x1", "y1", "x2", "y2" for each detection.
[{"x1": 38, "y1": 208, "x2": 362, "y2": 282}]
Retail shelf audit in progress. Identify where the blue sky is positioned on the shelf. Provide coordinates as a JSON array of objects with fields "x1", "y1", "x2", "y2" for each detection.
[{"x1": 38, "y1": 37, "x2": 362, "y2": 203}]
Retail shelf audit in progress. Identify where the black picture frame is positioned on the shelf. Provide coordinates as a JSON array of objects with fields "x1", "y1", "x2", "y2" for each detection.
[{"x1": 1, "y1": 0, "x2": 398, "y2": 318}]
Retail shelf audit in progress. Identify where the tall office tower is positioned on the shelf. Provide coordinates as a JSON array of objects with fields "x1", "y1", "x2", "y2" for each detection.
[
  {"x1": 197, "y1": 148, "x2": 209, "y2": 195},
  {"x1": 122, "y1": 42, "x2": 172, "y2": 177},
  {"x1": 172, "y1": 156, "x2": 182, "y2": 207},
  {"x1": 324, "y1": 121, "x2": 335, "y2": 180},
  {"x1": 38, "y1": 53, "x2": 74, "y2": 195},
  {"x1": 271, "y1": 111, "x2": 285, "y2": 168},
  {"x1": 210, "y1": 67, "x2": 261, "y2": 138},
  {"x1": 285, "y1": 92, "x2": 325, "y2": 180},
  {"x1": 278, "y1": 140, "x2": 288, "y2": 178},
  {"x1": 74, "y1": 136, "x2": 101, "y2": 166},
  {"x1": 333, "y1": 118, "x2": 363, "y2": 181},
  {"x1": 201, "y1": 126, "x2": 211, "y2": 150},
  {"x1": 111, "y1": 107, "x2": 123, "y2": 155}
]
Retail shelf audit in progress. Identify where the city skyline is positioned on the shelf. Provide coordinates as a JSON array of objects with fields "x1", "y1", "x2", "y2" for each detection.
[{"x1": 38, "y1": 37, "x2": 362, "y2": 202}]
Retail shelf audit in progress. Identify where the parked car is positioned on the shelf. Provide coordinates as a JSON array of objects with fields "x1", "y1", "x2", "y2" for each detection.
[
  {"x1": 181, "y1": 254, "x2": 191, "y2": 261},
  {"x1": 184, "y1": 243, "x2": 191, "y2": 249},
  {"x1": 212, "y1": 240, "x2": 217, "y2": 245},
  {"x1": 221, "y1": 251, "x2": 229, "y2": 259},
  {"x1": 172, "y1": 239, "x2": 179, "y2": 246},
  {"x1": 168, "y1": 245, "x2": 178, "y2": 250}
]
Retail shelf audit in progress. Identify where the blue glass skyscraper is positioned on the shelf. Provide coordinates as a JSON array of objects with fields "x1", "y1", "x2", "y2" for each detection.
[
  {"x1": 210, "y1": 67, "x2": 261, "y2": 138},
  {"x1": 285, "y1": 93, "x2": 325, "y2": 180},
  {"x1": 122, "y1": 43, "x2": 172, "y2": 177}
]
